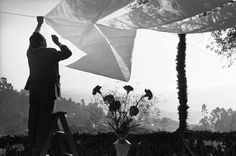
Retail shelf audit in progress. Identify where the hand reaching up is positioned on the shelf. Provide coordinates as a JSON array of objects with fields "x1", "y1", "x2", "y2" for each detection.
[
  {"x1": 51, "y1": 35, "x2": 61, "y2": 46},
  {"x1": 36, "y1": 16, "x2": 44, "y2": 25}
]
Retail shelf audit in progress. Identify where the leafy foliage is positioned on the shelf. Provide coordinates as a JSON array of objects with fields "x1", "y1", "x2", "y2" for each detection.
[
  {"x1": 1, "y1": 131, "x2": 236, "y2": 156},
  {"x1": 0, "y1": 77, "x2": 107, "y2": 135},
  {"x1": 194, "y1": 104, "x2": 236, "y2": 132},
  {"x1": 55, "y1": 98, "x2": 106, "y2": 133},
  {"x1": 207, "y1": 28, "x2": 236, "y2": 67},
  {"x1": 0, "y1": 77, "x2": 29, "y2": 135},
  {"x1": 0, "y1": 77, "x2": 164, "y2": 136},
  {"x1": 176, "y1": 34, "x2": 189, "y2": 132},
  {"x1": 198, "y1": 104, "x2": 211, "y2": 131}
]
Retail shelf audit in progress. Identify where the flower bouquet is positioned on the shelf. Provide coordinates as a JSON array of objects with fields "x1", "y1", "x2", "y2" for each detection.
[
  {"x1": 93, "y1": 85, "x2": 153, "y2": 156},
  {"x1": 92, "y1": 85, "x2": 153, "y2": 136}
]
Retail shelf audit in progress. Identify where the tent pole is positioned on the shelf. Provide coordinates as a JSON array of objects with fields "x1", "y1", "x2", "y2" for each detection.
[{"x1": 176, "y1": 34, "x2": 189, "y2": 132}]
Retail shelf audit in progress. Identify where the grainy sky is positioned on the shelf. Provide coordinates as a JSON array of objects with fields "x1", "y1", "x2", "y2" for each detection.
[{"x1": 1, "y1": 0, "x2": 236, "y2": 123}]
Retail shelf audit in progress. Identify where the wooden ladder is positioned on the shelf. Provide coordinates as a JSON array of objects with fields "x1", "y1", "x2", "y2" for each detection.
[{"x1": 40, "y1": 112, "x2": 79, "y2": 156}]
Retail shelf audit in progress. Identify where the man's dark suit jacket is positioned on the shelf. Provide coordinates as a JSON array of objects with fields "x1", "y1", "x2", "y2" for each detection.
[{"x1": 25, "y1": 45, "x2": 72, "y2": 98}]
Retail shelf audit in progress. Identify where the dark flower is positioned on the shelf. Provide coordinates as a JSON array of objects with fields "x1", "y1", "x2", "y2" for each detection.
[
  {"x1": 92, "y1": 85, "x2": 151, "y2": 134},
  {"x1": 144, "y1": 89, "x2": 153, "y2": 100},
  {"x1": 103, "y1": 94, "x2": 115, "y2": 104},
  {"x1": 109, "y1": 101, "x2": 121, "y2": 112},
  {"x1": 92, "y1": 85, "x2": 101, "y2": 95},
  {"x1": 123, "y1": 85, "x2": 133, "y2": 94},
  {"x1": 129, "y1": 106, "x2": 139, "y2": 116}
]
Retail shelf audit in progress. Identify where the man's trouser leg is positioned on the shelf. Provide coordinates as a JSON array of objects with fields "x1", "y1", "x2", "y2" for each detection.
[
  {"x1": 28, "y1": 94, "x2": 40, "y2": 151},
  {"x1": 31, "y1": 96, "x2": 55, "y2": 156}
]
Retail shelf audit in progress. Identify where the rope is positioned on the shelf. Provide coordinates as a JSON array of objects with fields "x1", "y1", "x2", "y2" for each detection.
[{"x1": 0, "y1": 11, "x2": 37, "y2": 18}]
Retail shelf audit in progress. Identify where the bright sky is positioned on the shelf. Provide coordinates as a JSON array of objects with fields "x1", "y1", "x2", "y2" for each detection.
[{"x1": 1, "y1": 0, "x2": 236, "y2": 124}]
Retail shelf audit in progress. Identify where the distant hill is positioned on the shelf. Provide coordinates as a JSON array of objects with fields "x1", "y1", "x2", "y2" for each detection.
[
  {"x1": 157, "y1": 84, "x2": 236, "y2": 124},
  {"x1": 61, "y1": 88, "x2": 91, "y2": 102},
  {"x1": 160, "y1": 110, "x2": 201, "y2": 125},
  {"x1": 61, "y1": 84, "x2": 236, "y2": 126},
  {"x1": 159, "y1": 118, "x2": 179, "y2": 132},
  {"x1": 188, "y1": 84, "x2": 236, "y2": 111},
  {"x1": 59, "y1": 89, "x2": 208, "y2": 126},
  {"x1": 61, "y1": 88, "x2": 181, "y2": 131}
]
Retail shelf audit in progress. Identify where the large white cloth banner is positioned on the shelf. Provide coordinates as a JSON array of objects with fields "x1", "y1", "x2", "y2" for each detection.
[
  {"x1": 101, "y1": 0, "x2": 236, "y2": 33},
  {"x1": 45, "y1": 0, "x2": 236, "y2": 81},
  {"x1": 45, "y1": 0, "x2": 136, "y2": 81},
  {"x1": 67, "y1": 24, "x2": 136, "y2": 81}
]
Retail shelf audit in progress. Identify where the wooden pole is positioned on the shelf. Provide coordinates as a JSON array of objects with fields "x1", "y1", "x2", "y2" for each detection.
[{"x1": 176, "y1": 34, "x2": 189, "y2": 132}]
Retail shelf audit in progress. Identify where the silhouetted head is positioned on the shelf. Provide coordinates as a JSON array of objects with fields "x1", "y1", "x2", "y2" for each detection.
[{"x1": 29, "y1": 32, "x2": 47, "y2": 48}]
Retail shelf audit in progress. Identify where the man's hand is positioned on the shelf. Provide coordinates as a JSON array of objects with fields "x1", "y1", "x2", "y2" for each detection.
[
  {"x1": 51, "y1": 35, "x2": 61, "y2": 46},
  {"x1": 37, "y1": 16, "x2": 44, "y2": 25}
]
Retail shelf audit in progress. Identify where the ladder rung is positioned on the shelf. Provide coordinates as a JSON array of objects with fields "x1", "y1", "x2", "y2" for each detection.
[
  {"x1": 55, "y1": 131, "x2": 69, "y2": 138},
  {"x1": 55, "y1": 131, "x2": 65, "y2": 135}
]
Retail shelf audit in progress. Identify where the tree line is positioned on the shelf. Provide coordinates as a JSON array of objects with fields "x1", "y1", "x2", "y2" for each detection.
[
  {"x1": 193, "y1": 104, "x2": 236, "y2": 132},
  {"x1": 1, "y1": 77, "x2": 234, "y2": 136},
  {"x1": 0, "y1": 77, "x2": 163, "y2": 136},
  {"x1": 0, "y1": 77, "x2": 107, "y2": 135}
]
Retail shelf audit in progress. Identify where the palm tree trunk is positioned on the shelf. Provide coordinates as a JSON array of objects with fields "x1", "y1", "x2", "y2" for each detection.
[{"x1": 176, "y1": 34, "x2": 189, "y2": 132}]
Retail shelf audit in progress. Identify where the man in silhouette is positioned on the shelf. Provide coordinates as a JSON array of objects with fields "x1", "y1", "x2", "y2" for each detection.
[{"x1": 25, "y1": 16, "x2": 72, "y2": 156}]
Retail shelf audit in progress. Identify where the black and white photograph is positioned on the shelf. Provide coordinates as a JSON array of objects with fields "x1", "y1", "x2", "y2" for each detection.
[{"x1": 0, "y1": 0, "x2": 236, "y2": 155}]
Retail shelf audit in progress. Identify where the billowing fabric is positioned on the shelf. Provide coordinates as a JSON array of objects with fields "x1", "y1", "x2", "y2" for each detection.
[
  {"x1": 161, "y1": 2, "x2": 236, "y2": 33},
  {"x1": 45, "y1": 0, "x2": 236, "y2": 81},
  {"x1": 45, "y1": 0, "x2": 134, "y2": 48},
  {"x1": 67, "y1": 24, "x2": 136, "y2": 81},
  {"x1": 45, "y1": 0, "x2": 136, "y2": 81},
  {"x1": 101, "y1": 0, "x2": 236, "y2": 33}
]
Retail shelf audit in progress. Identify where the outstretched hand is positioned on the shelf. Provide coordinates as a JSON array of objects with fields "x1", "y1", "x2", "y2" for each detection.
[
  {"x1": 37, "y1": 16, "x2": 44, "y2": 25},
  {"x1": 51, "y1": 35, "x2": 60, "y2": 46}
]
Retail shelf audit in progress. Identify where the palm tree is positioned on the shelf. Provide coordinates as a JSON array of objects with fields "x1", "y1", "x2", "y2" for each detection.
[{"x1": 176, "y1": 34, "x2": 189, "y2": 132}]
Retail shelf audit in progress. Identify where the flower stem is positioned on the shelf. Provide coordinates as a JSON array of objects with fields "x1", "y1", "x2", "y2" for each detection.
[
  {"x1": 136, "y1": 96, "x2": 144, "y2": 107},
  {"x1": 123, "y1": 93, "x2": 129, "y2": 112}
]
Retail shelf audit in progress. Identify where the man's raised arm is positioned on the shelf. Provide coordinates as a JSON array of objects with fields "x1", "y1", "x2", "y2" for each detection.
[
  {"x1": 34, "y1": 16, "x2": 44, "y2": 33},
  {"x1": 51, "y1": 35, "x2": 72, "y2": 61}
]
